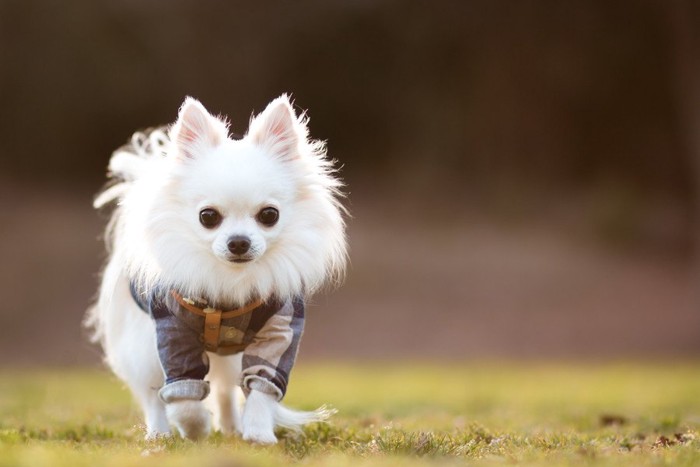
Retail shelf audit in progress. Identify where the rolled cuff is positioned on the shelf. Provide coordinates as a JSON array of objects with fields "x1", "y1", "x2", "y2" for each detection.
[
  {"x1": 158, "y1": 379, "x2": 210, "y2": 403},
  {"x1": 242, "y1": 375, "x2": 283, "y2": 401}
]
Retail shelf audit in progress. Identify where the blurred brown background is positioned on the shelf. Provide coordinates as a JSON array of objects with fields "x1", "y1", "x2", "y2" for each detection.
[{"x1": 0, "y1": 0, "x2": 699, "y2": 366}]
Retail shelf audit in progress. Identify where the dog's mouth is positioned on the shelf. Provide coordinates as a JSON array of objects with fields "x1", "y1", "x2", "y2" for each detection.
[
  {"x1": 218, "y1": 252, "x2": 257, "y2": 265},
  {"x1": 231, "y1": 258, "x2": 252, "y2": 264}
]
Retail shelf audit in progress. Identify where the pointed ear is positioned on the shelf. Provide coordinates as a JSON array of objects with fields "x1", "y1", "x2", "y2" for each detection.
[
  {"x1": 170, "y1": 97, "x2": 228, "y2": 159},
  {"x1": 247, "y1": 95, "x2": 302, "y2": 160}
]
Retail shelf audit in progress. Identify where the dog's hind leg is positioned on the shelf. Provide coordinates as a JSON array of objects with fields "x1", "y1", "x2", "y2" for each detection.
[
  {"x1": 100, "y1": 273, "x2": 171, "y2": 438},
  {"x1": 114, "y1": 326, "x2": 171, "y2": 438},
  {"x1": 206, "y1": 352, "x2": 243, "y2": 435},
  {"x1": 133, "y1": 384, "x2": 170, "y2": 438}
]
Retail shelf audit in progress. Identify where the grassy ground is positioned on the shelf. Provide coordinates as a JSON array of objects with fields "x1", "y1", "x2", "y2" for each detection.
[{"x1": 0, "y1": 363, "x2": 699, "y2": 466}]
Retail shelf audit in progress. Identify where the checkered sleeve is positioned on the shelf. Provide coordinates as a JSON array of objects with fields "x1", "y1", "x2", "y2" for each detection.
[{"x1": 240, "y1": 296, "x2": 305, "y2": 401}]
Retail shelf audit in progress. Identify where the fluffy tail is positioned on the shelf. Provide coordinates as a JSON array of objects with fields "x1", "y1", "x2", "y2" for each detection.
[
  {"x1": 93, "y1": 128, "x2": 169, "y2": 209},
  {"x1": 274, "y1": 404, "x2": 337, "y2": 432}
]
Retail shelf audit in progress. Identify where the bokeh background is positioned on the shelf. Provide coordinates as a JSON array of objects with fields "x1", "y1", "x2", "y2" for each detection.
[{"x1": 0, "y1": 0, "x2": 698, "y2": 367}]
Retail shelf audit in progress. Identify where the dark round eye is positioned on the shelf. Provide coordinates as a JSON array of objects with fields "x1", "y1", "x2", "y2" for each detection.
[
  {"x1": 256, "y1": 207, "x2": 279, "y2": 227},
  {"x1": 199, "y1": 208, "x2": 222, "y2": 228}
]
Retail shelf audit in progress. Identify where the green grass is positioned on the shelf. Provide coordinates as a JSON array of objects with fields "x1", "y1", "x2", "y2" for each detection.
[{"x1": 1, "y1": 363, "x2": 699, "y2": 466}]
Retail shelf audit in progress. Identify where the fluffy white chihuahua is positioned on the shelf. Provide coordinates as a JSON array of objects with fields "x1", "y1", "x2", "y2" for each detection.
[{"x1": 87, "y1": 95, "x2": 347, "y2": 443}]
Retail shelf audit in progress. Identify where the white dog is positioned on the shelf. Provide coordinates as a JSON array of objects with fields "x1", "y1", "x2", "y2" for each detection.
[{"x1": 86, "y1": 95, "x2": 347, "y2": 443}]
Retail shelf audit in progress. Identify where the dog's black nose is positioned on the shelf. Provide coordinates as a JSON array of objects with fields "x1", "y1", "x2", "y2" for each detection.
[{"x1": 227, "y1": 235, "x2": 251, "y2": 255}]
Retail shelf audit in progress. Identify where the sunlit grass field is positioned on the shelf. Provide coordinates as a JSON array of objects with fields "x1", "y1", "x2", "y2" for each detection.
[{"x1": 1, "y1": 363, "x2": 699, "y2": 466}]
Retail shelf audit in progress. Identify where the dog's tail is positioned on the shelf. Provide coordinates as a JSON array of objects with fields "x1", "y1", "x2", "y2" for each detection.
[
  {"x1": 274, "y1": 404, "x2": 337, "y2": 432},
  {"x1": 94, "y1": 127, "x2": 170, "y2": 209}
]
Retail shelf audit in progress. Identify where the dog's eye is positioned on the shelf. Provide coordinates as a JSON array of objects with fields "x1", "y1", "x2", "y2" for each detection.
[
  {"x1": 199, "y1": 208, "x2": 222, "y2": 228},
  {"x1": 256, "y1": 207, "x2": 279, "y2": 227}
]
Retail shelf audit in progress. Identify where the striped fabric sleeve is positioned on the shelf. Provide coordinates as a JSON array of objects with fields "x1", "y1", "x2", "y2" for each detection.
[{"x1": 240, "y1": 296, "x2": 305, "y2": 401}]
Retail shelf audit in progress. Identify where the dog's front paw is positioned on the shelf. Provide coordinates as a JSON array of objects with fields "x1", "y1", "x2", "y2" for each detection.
[
  {"x1": 241, "y1": 390, "x2": 277, "y2": 444},
  {"x1": 242, "y1": 424, "x2": 277, "y2": 445},
  {"x1": 165, "y1": 400, "x2": 211, "y2": 440}
]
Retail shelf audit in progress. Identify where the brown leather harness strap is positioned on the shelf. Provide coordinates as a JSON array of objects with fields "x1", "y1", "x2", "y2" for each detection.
[
  {"x1": 171, "y1": 291, "x2": 263, "y2": 353},
  {"x1": 171, "y1": 291, "x2": 263, "y2": 318},
  {"x1": 203, "y1": 311, "x2": 222, "y2": 352}
]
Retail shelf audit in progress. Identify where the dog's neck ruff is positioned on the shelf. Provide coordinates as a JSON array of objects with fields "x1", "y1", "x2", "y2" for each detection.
[{"x1": 170, "y1": 291, "x2": 263, "y2": 353}]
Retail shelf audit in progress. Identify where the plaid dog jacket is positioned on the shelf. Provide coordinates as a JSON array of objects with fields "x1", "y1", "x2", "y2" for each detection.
[{"x1": 130, "y1": 282, "x2": 304, "y2": 403}]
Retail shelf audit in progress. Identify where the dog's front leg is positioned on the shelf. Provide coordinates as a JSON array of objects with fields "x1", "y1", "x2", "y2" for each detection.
[
  {"x1": 241, "y1": 389, "x2": 277, "y2": 444},
  {"x1": 159, "y1": 380, "x2": 212, "y2": 440},
  {"x1": 165, "y1": 400, "x2": 211, "y2": 440}
]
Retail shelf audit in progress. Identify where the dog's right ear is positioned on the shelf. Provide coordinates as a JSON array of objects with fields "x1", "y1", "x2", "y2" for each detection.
[
  {"x1": 247, "y1": 94, "x2": 303, "y2": 161},
  {"x1": 170, "y1": 97, "x2": 228, "y2": 159}
]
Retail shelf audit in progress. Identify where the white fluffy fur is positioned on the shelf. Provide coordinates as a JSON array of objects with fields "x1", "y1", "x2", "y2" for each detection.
[{"x1": 88, "y1": 95, "x2": 347, "y2": 443}]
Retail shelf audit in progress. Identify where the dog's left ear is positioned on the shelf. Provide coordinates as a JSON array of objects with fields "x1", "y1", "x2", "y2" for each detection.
[
  {"x1": 171, "y1": 97, "x2": 228, "y2": 159},
  {"x1": 248, "y1": 95, "x2": 303, "y2": 160}
]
